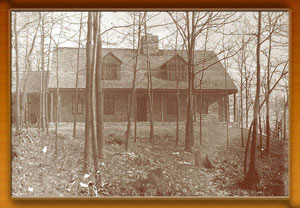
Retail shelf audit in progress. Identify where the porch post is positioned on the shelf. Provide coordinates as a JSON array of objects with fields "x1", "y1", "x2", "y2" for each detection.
[{"x1": 161, "y1": 92, "x2": 164, "y2": 122}]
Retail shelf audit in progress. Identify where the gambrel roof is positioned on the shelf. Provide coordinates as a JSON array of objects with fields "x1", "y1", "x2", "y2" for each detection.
[{"x1": 48, "y1": 47, "x2": 237, "y2": 93}]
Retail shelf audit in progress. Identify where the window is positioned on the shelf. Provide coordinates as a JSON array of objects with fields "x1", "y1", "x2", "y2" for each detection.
[
  {"x1": 198, "y1": 99, "x2": 208, "y2": 114},
  {"x1": 101, "y1": 52, "x2": 122, "y2": 80},
  {"x1": 102, "y1": 63, "x2": 117, "y2": 80},
  {"x1": 104, "y1": 94, "x2": 114, "y2": 114},
  {"x1": 167, "y1": 98, "x2": 177, "y2": 114},
  {"x1": 72, "y1": 96, "x2": 83, "y2": 114},
  {"x1": 167, "y1": 64, "x2": 186, "y2": 81}
]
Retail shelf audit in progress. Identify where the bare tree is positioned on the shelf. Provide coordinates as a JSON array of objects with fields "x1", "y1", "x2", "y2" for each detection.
[
  {"x1": 90, "y1": 12, "x2": 100, "y2": 178},
  {"x1": 125, "y1": 12, "x2": 143, "y2": 151},
  {"x1": 221, "y1": 25, "x2": 230, "y2": 149},
  {"x1": 20, "y1": 13, "x2": 40, "y2": 130},
  {"x1": 73, "y1": 12, "x2": 83, "y2": 138},
  {"x1": 95, "y1": 12, "x2": 105, "y2": 159},
  {"x1": 174, "y1": 25, "x2": 181, "y2": 147},
  {"x1": 53, "y1": 27, "x2": 63, "y2": 159},
  {"x1": 244, "y1": 11, "x2": 261, "y2": 186},
  {"x1": 13, "y1": 12, "x2": 20, "y2": 135},
  {"x1": 83, "y1": 12, "x2": 93, "y2": 171},
  {"x1": 169, "y1": 11, "x2": 239, "y2": 152},
  {"x1": 234, "y1": 34, "x2": 248, "y2": 147},
  {"x1": 168, "y1": 12, "x2": 197, "y2": 152},
  {"x1": 262, "y1": 12, "x2": 286, "y2": 155},
  {"x1": 283, "y1": 84, "x2": 288, "y2": 141},
  {"x1": 143, "y1": 12, "x2": 155, "y2": 143},
  {"x1": 83, "y1": 12, "x2": 105, "y2": 184}
]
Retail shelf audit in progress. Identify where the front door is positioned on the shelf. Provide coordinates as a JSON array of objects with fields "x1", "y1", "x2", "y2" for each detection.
[{"x1": 136, "y1": 97, "x2": 147, "y2": 121}]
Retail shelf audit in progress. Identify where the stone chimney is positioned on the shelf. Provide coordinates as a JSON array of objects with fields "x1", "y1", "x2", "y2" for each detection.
[{"x1": 141, "y1": 34, "x2": 159, "y2": 55}]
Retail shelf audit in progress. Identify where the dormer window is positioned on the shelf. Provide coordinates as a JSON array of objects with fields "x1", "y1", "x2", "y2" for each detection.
[
  {"x1": 101, "y1": 52, "x2": 122, "y2": 80},
  {"x1": 161, "y1": 55, "x2": 187, "y2": 81},
  {"x1": 167, "y1": 64, "x2": 186, "y2": 81},
  {"x1": 102, "y1": 63, "x2": 118, "y2": 80}
]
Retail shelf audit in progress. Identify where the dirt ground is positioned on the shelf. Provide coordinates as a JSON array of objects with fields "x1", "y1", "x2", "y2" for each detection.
[{"x1": 11, "y1": 122, "x2": 289, "y2": 197}]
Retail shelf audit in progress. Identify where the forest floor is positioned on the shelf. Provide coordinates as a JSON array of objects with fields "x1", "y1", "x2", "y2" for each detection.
[{"x1": 11, "y1": 122, "x2": 289, "y2": 197}]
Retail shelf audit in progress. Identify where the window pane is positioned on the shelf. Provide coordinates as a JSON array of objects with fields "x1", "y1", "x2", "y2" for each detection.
[
  {"x1": 169, "y1": 72, "x2": 176, "y2": 81},
  {"x1": 103, "y1": 64, "x2": 117, "y2": 80},
  {"x1": 168, "y1": 64, "x2": 186, "y2": 81},
  {"x1": 179, "y1": 70, "x2": 186, "y2": 81}
]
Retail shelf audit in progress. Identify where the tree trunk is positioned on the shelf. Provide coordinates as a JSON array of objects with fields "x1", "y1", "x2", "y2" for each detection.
[
  {"x1": 46, "y1": 17, "x2": 54, "y2": 136},
  {"x1": 175, "y1": 65, "x2": 180, "y2": 147},
  {"x1": 234, "y1": 93, "x2": 236, "y2": 122},
  {"x1": 91, "y1": 11, "x2": 99, "y2": 157},
  {"x1": 95, "y1": 12, "x2": 105, "y2": 159},
  {"x1": 283, "y1": 95, "x2": 288, "y2": 140},
  {"x1": 55, "y1": 50, "x2": 60, "y2": 159},
  {"x1": 21, "y1": 19, "x2": 29, "y2": 130},
  {"x1": 265, "y1": 110, "x2": 270, "y2": 154},
  {"x1": 244, "y1": 122, "x2": 253, "y2": 174},
  {"x1": 174, "y1": 28, "x2": 180, "y2": 147},
  {"x1": 276, "y1": 120, "x2": 279, "y2": 140},
  {"x1": 13, "y1": 13, "x2": 20, "y2": 135},
  {"x1": 265, "y1": 19, "x2": 272, "y2": 155},
  {"x1": 176, "y1": 90, "x2": 180, "y2": 147},
  {"x1": 84, "y1": 12, "x2": 93, "y2": 171},
  {"x1": 89, "y1": 12, "x2": 100, "y2": 182},
  {"x1": 184, "y1": 12, "x2": 195, "y2": 153},
  {"x1": 133, "y1": 14, "x2": 137, "y2": 144},
  {"x1": 143, "y1": 14, "x2": 154, "y2": 143},
  {"x1": 225, "y1": 84, "x2": 229, "y2": 149},
  {"x1": 259, "y1": 110, "x2": 263, "y2": 158},
  {"x1": 134, "y1": 92, "x2": 137, "y2": 143},
  {"x1": 39, "y1": 70, "x2": 42, "y2": 135},
  {"x1": 244, "y1": 12, "x2": 261, "y2": 187},
  {"x1": 245, "y1": 87, "x2": 249, "y2": 128},
  {"x1": 125, "y1": 12, "x2": 142, "y2": 151},
  {"x1": 45, "y1": 85, "x2": 49, "y2": 136},
  {"x1": 199, "y1": 89, "x2": 203, "y2": 145},
  {"x1": 199, "y1": 26, "x2": 209, "y2": 146},
  {"x1": 50, "y1": 93, "x2": 53, "y2": 123},
  {"x1": 40, "y1": 14, "x2": 46, "y2": 132},
  {"x1": 240, "y1": 73, "x2": 244, "y2": 147},
  {"x1": 73, "y1": 13, "x2": 83, "y2": 138}
]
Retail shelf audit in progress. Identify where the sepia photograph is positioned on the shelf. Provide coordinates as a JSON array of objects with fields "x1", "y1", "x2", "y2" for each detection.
[{"x1": 10, "y1": 10, "x2": 289, "y2": 198}]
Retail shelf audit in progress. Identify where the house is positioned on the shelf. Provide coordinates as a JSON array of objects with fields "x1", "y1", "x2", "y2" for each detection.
[
  {"x1": 12, "y1": 34, "x2": 238, "y2": 124},
  {"x1": 11, "y1": 71, "x2": 49, "y2": 125},
  {"x1": 46, "y1": 34, "x2": 237, "y2": 124}
]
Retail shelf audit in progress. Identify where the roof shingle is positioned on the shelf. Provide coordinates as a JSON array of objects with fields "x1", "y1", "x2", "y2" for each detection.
[
  {"x1": 11, "y1": 71, "x2": 49, "y2": 93},
  {"x1": 48, "y1": 47, "x2": 237, "y2": 92}
]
